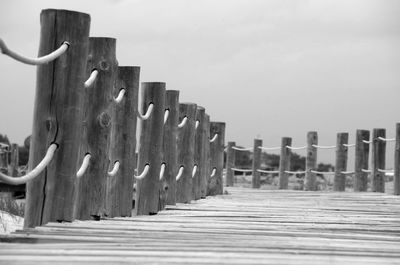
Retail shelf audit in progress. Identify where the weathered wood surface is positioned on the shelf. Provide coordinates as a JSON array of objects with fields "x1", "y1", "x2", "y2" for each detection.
[
  {"x1": 355, "y1": 130, "x2": 370, "y2": 192},
  {"x1": 371, "y1": 128, "x2": 386, "y2": 193},
  {"x1": 278, "y1": 137, "x2": 291, "y2": 189},
  {"x1": 334, "y1": 132, "x2": 348, "y2": 191},
  {"x1": 305, "y1": 131, "x2": 318, "y2": 191},
  {"x1": 207, "y1": 122, "x2": 225, "y2": 195},
  {"x1": 251, "y1": 139, "x2": 262, "y2": 189},
  {"x1": 1, "y1": 187, "x2": 400, "y2": 264}
]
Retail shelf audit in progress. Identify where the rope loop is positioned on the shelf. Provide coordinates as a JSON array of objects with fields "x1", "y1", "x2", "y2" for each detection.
[
  {"x1": 210, "y1": 168, "x2": 217, "y2": 178},
  {"x1": 159, "y1": 163, "x2": 166, "y2": 181},
  {"x1": 284, "y1": 170, "x2": 306, "y2": 174},
  {"x1": 310, "y1": 170, "x2": 335, "y2": 175},
  {"x1": 377, "y1": 169, "x2": 394, "y2": 173},
  {"x1": 286, "y1": 145, "x2": 307, "y2": 150},
  {"x1": 77, "y1": 154, "x2": 91, "y2": 178},
  {"x1": 195, "y1": 120, "x2": 200, "y2": 129},
  {"x1": 361, "y1": 169, "x2": 371, "y2": 173},
  {"x1": 134, "y1": 164, "x2": 150, "y2": 180},
  {"x1": 176, "y1": 166, "x2": 184, "y2": 181},
  {"x1": 192, "y1": 165, "x2": 198, "y2": 178},
  {"x1": 232, "y1": 146, "x2": 252, "y2": 152},
  {"x1": 343, "y1": 143, "x2": 355, "y2": 147},
  {"x1": 311, "y1": 144, "x2": 336, "y2": 149},
  {"x1": 138, "y1": 103, "x2": 154, "y2": 120},
  {"x1": 84, "y1": 70, "x2": 99, "y2": 88},
  {"x1": 114, "y1": 89, "x2": 126, "y2": 104},
  {"x1": 362, "y1": 140, "x2": 372, "y2": 144},
  {"x1": 230, "y1": 167, "x2": 252, "y2": 173},
  {"x1": 340, "y1": 171, "x2": 355, "y2": 175},
  {"x1": 257, "y1": 169, "x2": 279, "y2": 174},
  {"x1": 258, "y1": 146, "x2": 281, "y2": 151},
  {"x1": 378, "y1": 137, "x2": 395, "y2": 142},
  {"x1": 178, "y1": 116, "x2": 188, "y2": 128},
  {"x1": 108, "y1": 161, "x2": 120, "y2": 177},
  {"x1": 210, "y1": 134, "x2": 218, "y2": 143},
  {"x1": 163, "y1": 110, "x2": 170, "y2": 125}
]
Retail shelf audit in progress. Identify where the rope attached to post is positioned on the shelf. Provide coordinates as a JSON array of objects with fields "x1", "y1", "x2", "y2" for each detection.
[
  {"x1": 163, "y1": 110, "x2": 170, "y2": 125},
  {"x1": 230, "y1": 167, "x2": 253, "y2": 172},
  {"x1": 362, "y1": 140, "x2": 372, "y2": 144},
  {"x1": 114, "y1": 89, "x2": 126, "y2": 104},
  {"x1": 258, "y1": 146, "x2": 281, "y2": 151},
  {"x1": 0, "y1": 39, "x2": 69, "y2": 65},
  {"x1": 175, "y1": 166, "x2": 184, "y2": 181},
  {"x1": 378, "y1": 137, "x2": 395, "y2": 142},
  {"x1": 210, "y1": 168, "x2": 217, "y2": 178},
  {"x1": 257, "y1": 169, "x2": 279, "y2": 174},
  {"x1": 361, "y1": 169, "x2": 372, "y2": 173},
  {"x1": 377, "y1": 169, "x2": 394, "y2": 173},
  {"x1": 232, "y1": 146, "x2": 252, "y2": 151},
  {"x1": 340, "y1": 171, "x2": 355, "y2": 175},
  {"x1": 192, "y1": 165, "x2": 198, "y2": 178},
  {"x1": 195, "y1": 120, "x2": 200, "y2": 129},
  {"x1": 286, "y1": 145, "x2": 307, "y2": 150},
  {"x1": 107, "y1": 161, "x2": 120, "y2": 177},
  {"x1": 159, "y1": 163, "x2": 166, "y2": 181},
  {"x1": 311, "y1": 144, "x2": 336, "y2": 149},
  {"x1": 284, "y1": 170, "x2": 306, "y2": 174},
  {"x1": 0, "y1": 144, "x2": 57, "y2": 185},
  {"x1": 77, "y1": 154, "x2": 91, "y2": 178},
  {"x1": 134, "y1": 164, "x2": 150, "y2": 180},
  {"x1": 343, "y1": 143, "x2": 356, "y2": 147},
  {"x1": 138, "y1": 103, "x2": 154, "y2": 120},
  {"x1": 177, "y1": 116, "x2": 188, "y2": 128},
  {"x1": 84, "y1": 70, "x2": 99, "y2": 88},
  {"x1": 210, "y1": 134, "x2": 218, "y2": 143},
  {"x1": 310, "y1": 170, "x2": 335, "y2": 175}
]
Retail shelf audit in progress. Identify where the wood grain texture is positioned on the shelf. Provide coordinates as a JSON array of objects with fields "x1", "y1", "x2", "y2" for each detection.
[
  {"x1": 24, "y1": 9, "x2": 90, "y2": 228},
  {"x1": 193, "y1": 107, "x2": 206, "y2": 200},
  {"x1": 225, "y1": 141, "x2": 236, "y2": 187},
  {"x1": 278, "y1": 137, "x2": 291, "y2": 189},
  {"x1": 9, "y1": 144, "x2": 19, "y2": 177},
  {"x1": 208, "y1": 122, "x2": 225, "y2": 195},
  {"x1": 201, "y1": 114, "x2": 211, "y2": 198},
  {"x1": 355, "y1": 130, "x2": 370, "y2": 192},
  {"x1": 305, "y1": 131, "x2": 318, "y2": 191},
  {"x1": 251, "y1": 139, "x2": 262, "y2": 189},
  {"x1": 334, "y1": 133, "x2": 349, "y2": 191},
  {"x1": 371, "y1": 128, "x2": 386, "y2": 193}
]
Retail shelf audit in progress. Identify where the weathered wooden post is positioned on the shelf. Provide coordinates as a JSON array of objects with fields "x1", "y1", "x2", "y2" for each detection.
[
  {"x1": 372, "y1": 128, "x2": 386, "y2": 192},
  {"x1": 225, "y1": 141, "x2": 236, "y2": 187},
  {"x1": 74, "y1": 37, "x2": 117, "y2": 220},
  {"x1": 176, "y1": 103, "x2": 197, "y2": 203},
  {"x1": 334, "y1": 133, "x2": 348, "y2": 191},
  {"x1": 395, "y1": 123, "x2": 400, "y2": 195},
  {"x1": 278, "y1": 137, "x2": 291, "y2": 189},
  {"x1": 24, "y1": 9, "x2": 90, "y2": 228},
  {"x1": 9, "y1": 144, "x2": 19, "y2": 177},
  {"x1": 193, "y1": 107, "x2": 206, "y2": 200},
  {"x1": 135, "y1": 82, "x2": 166, "y2": 215},
  {"x1": 0, "y1": 145, "x2": 8, "y2": 170},
  {"x1": 208, "y1": 122, "x2": 226, "y2": 195},
  {"x1": 201, "y1": 114, "x2": 211, "y2": 198},
  {"x1": 304, "y1": 131, "x2": 318, "y2": 191},
  {"x1": 354, "y1": 130, "x2": 370, "y2": 192},
  {"x1": 162, "y1": 90, "x2": 180, "y2": 206},
  {"x1": 106, "y1": 66, "x2": 140, "y2": 217},
  {"x1": 252, "y1": 139, "x2": 262, "y2": 189}
]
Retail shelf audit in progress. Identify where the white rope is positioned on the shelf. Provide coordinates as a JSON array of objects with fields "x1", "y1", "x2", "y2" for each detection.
[
  {"x1": 311, "y1": 144, "x2": 336, "y2": 149},
  {"x1": 210, "y1": 134, "x2": 218, "y2": 143},
  {"x1": 343, "y1": 143, "x2": 355, "y2": 147},
  {"x1": 286, "y1": 145, "x2": 307, "y2": 150},
  {"x1": 258, "y1": 146, "x2": 281, "y2": 151},
  {"x1": 138, "y1": 104, "x2": 154, "y2": 120},
  {"x1": 114, "y1": 89, "x2": 126, "y2": 104},
  {"x1": 363, "y1": 140, "x2": 372, "y2": 144},
  {"x1": 195, "y1": 120, "x2": 200, "y2": 129},
  {"x1": 77, "y1": 154, "x2": 91, "y2": 178},
  {"x1": 231, "y1": 167, "x2": 252, "y2": 173},
  {"x1": 310, "y1": 170, "x2": 335, "y2": 175},
  {"x1": 159, "y1": 163, "x2": 166, "y2": 181},
  {"x1": 192, "y1": 165, "x2": 198, "y2": 178},
  {"x1": 210, "y1": 168, "x2": 217, "y2": 178},
  {"x1": 107, "y1": 161, "x2": 120, "y2": 177},
  {"x1": 177, "y1": 116, "x2": 188, "y2": 128},
  {"x1": 284, "y1": 170, "x2": 306, "y2": 174},
  {"x1": 134, "y1": 164, "x2": 150, "y2": 180},
  {"x1": 0, "y1": 144, "x2": 57, "y2": 185},
  {"x1": 377, "y1": 169, "x2": 394, "y2": 173},
  {"x1": 340, "y1": 171, "x2": 355, "y2": 175},
  {"x1": 257, "y1": 169, "x2": 279, "y2": 174},
  {"x1": 361, "y1": 169, "x2": 371, "y2": 173},
  {"x1": 176, "y1": 166, "x2": 184, "y2": 181},
  {"x1": 386, "y1": 172, "x2": 394, "y2": 176},
  {"x1": 378, "y1": 137, "x2": 395, "y2": 142},
  {"x1": 232, "y1": 146, "x2": 252, "y2": 151},
  {"x1": 84, "y1": 70, "x2": 99, "y2": 88},
  {"x1": 0, "y1": 39, "x2": 69, "y2": 65},
  {"x1": 163, "y1": 110, "x2": 170, "y2": 125}
]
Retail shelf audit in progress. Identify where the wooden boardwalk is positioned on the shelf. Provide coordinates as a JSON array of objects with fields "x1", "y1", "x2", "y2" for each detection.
[{"x1": 1, "y1": 187, "x2": 400, "y2": 264}]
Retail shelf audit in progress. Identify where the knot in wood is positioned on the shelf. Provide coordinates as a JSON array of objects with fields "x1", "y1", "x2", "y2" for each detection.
[{"x1": 98, "y1": 112, "x2": 111, "y2": 128}]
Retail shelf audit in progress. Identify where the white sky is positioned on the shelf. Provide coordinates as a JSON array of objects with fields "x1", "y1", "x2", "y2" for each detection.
[{"x1": 0, "y1": 0, "x2": 399, "y2": 165}]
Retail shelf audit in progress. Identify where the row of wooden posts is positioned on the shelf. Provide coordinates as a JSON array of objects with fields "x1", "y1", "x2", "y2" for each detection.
[
  {"x1": 225, "y1": 126, "x2": 400, "y2": 195},
  {"x1": 21, "y1": 9, "x2": 225, "y2": 228}
]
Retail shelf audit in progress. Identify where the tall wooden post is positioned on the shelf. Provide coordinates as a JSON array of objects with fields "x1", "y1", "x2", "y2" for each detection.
[
  {"x1": 372, "y1": 128, "x2": 386, "y2": 192},
  {"x1": 74, "y1": 37, "x2": 117, "y2": 220},
  {"x1": 24, "y1": 9, "x2": 90, "y2": 228},
  {"x1": 334, "y1": 133, "x2": 348, "y2": 191},
  {"x1": 278, "y1": 137, "x2": 292, "y2": 189},
  {"x1": 395, "y1": 123, "x2": 400, "y2": 195},
  {"x1": 252, "y1": 139, "x2": 262, "y2": 189},
  {"x1": 200, "y1": 114, "x2": 211, "y2": 198},
  {"x1": 225, "y1": 141, "x2": 236, "y2": 187},
  {"x1": 193, "y1": 107, "x2": 206, "y2": 200},
  {"x1": 106, "y1": 66, "x2": 140, "y2": 217},
  {"x1": 208, "y1": 122, "x2": 226, "y2": 195},
  {"x1": 9, "y1": 144, "x2": 19, "y2": 177},
  {"x1": 176, "y1": 103, "x2": 197, "y2": 203},
  {"x1": 135, "y1": 82, "x2": 165, "y2": 215},
  {"x1": 163, "y1": 90, "x2": 180, "y2": 206},
  {"x1": 354, "y1": 130, "x2": 370, "y2": 192},
  {"x1": 305, "y1": 131, "x2": 318, "y2": 191}
]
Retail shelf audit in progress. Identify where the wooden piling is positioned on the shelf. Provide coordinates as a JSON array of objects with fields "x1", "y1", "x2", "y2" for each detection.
[
  {"x1": 278, "y1": 137, "x2": 292, "y2": 189},
  {"x1": 200, "y1": 114, "x2": 211, "y2": 198},
  {"x1": 225, "y1": 141, "x2": 236, "y2": 187},
  {"x1": 395, "y1": 123, "x2": 400, "y2": 195},
  {"x1": 135, "y1": 82, "x2": 166, "y2": 215},
  {"x1": 371, "y1": 128, "x2": 386, "y2": 192},
  {"x1": 24, "y1": 9, "x2": 90, "y2": 228},
  {"x1": 305, "y1": 131, "x2": 318, "y2": 191},
  {"x1": 176, "y1": 103, "x2": 197, "y2": 203},
  {"x1": 207, "y1": 122, "x2": 226, "y2": 195},
  {"x1": 162, "y1": 90, "x2": 180, "y2": 206},
  {"x1": 354, "y1": 130, "x2": 370, "y2": 192},
  {"x1": 334, "y1": 133, "x2": 349, "y2": 191},
  {"x1": 9, "y1": 144, "x2": 19, "y2": 177},
  {"x1": 252, "y1": 139, "x2": 262, "y2": 189},
  {"x1": 74, "y1": 37, "x2": 117, "y2": 220},
  {"x1": 193, "y1": 107, "x2": 206, "y2": 200},
  {"x1": 106, "y1": 66, "x2": 140, "y2": 217}
]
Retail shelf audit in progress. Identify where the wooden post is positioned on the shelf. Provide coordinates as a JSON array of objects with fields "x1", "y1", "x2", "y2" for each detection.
[
  {"x1": 252, "y1": 139, "x2": 262, "y2": 189},
  {"x1": 24, "y1": 9, "x2": 90, "y2": 228},
  {"x1": 106, "y1": 66, "x2": 140, "y2": 217},
  {"x1": 193, "y1": 107, "x2": 206, "y2": 200},
  {"x1": 74, "y1": 37, "x2": 117, "y2": 220},
  {"x1": 372, "y1": 128, "x2": 386, "y2": 192},
  {"x1": 163, "y1": 90, "x2": 180, "y2": 206},
  {"x1": 354, "y1": 129, "x2": 370, "y2": 192},
  {"x1": 9, "y1": 144, "x2": 19, "y2": 177},
  {"x1": 278, "y1": 137, "x2": 291, "y2": 189},
  {"x1": 176, "y1": 103, "x2": 197, "y2": 203},
  {"x1": 334, "y1": 133, "x2": 349, "y2": 191},
  {"x1": 200, "y1": 114, "x2": 211, "y2": 198},
  {"x1": 225, "y1": 141, "x2": 236, "y2": 187},
  {"x1": 208, "y1": 122, "x2": 226, "y2": 195},
  {"x1": 135, "y1": 82, "x2": 166, "y2": 215},
  {"x1": 0, "y1": 146, "x2": 8, "y2": 170},
  {"x1": 305, "y1": 131, "x2": 318, "y2": 191},
  {"x1": 394, "y1": 123, "x2": 400, "y2": 195}
]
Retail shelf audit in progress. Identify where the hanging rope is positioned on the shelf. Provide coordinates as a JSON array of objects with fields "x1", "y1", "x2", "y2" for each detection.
[
  {"x1": 377, "y1": 169, "x2": 394, "y2": 173},
  {"x1": 195, "y1": 120, "x2": 200, "y2": 129},
  {"x1": 257, "y1": 169, "x2": 279, "y2": 174},
  {"x1": 340, "y1": 171, "x2": 355, "y2": 175},
  {"x1": 210, "y1": 134, "x2": 218, "y2": 143},
  {"x1": 378, "y1": 137, "x2": 395, "y2": 142},
  {"x1": 286, "y1": 145, "x2": 307, "y2": 150},
  {"x1": 159, "y1": 163, "x2": 166, "y2": 181},
  {"x1": 84, "y1": 70, "x2": 99, "y2": 88},
  {"x1": 0, "y1": 39, "x2": 69, "y2": 65},
  {"x1": 231, "y1": 167, "x2": 252, "y2": 172},
  {"x1": 134, "y1": 164, "x2": 150, "y2": 180},
  {"x1": 163, "y1": 110, "x2": 170, "y2": 125},
  {"x1": 176, "y1": 166, "x2": 184, "y2": 181},
  {"x1": 138, "y1": 103, "x2": 154, "y2": 120},
  {"x1": 284, "y1": 170, "x2": 306, "y2": 174},
  {"x1": 343, "y1": 143, "x2": 355, "y2": 147},
  {"x1": 258, "y1": 146, "x2": 281, "y2": 151},
  {"x1": 192, "y1": 165, "x2": 198, "y2": 178},
  {"x1": 77, "y1": 154, "x2": 91, "y2": 178},
  {"x1": 210, "y1": 168, "x2": 217, "y2": 178},
  {"x1": 232, "y1": 146, "x2": 252, "y2": 151},
  {"x1": 107, "y1": 161, "x2": 120, "y2": 177},
  {"x1": 114, "y1": 89, "x2": 126, "y2": 104},
  {"x1": 362, "y1": 140, "x2": 372, "y2": 144},
  {"x1": 178, "y1": 116, "x2": 188, "y2": 128},
  {"x1": 361, "y1": 169, "x2": 371, "y2": 173},
  {"x1": 311, "y1": 144, "x2": 336, "y2": 149},
  {"x1": 310, "y1": 170, "x2": 335, "y2": 175},
  {"x1": 0, "y1": 144, "x2": 57, "y2": 185}
]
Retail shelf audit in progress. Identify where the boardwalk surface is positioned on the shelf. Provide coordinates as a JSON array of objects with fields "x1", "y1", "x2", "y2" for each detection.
[{"x1": 1, "y1": 187, "x2": 400, "y2": 264}]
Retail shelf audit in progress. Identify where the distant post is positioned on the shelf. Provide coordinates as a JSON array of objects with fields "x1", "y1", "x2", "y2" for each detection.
[
  {"x1": 395, "y1": 123, "x2": 400, "y2": 195},
  {"x1": 304, "y1": 131, "x2": 318, "y2": 191},
  {"x1": 9, "y1": 144, "x2": 19, "y2": 177},
  {"x1": 251, "y1": 139, "x2": 262, "y2": 189},
  {"x1": 207, "y1": 122, "x2": 225, "y2": 195},
  {"x1": 354, "y1": 130, "x2": 370, "y2": 192},
  {"x1": 371, "y1": 128, "x2": 386, "y2": 192},
  {"x1": 225, "y1": 141, "x2": 236, "y2": 187},
  {"x1": 193, "y1": 107, "x2": 206, "y2": 200},
  {"x1": 334, "y1": 133, "x2": 348, "y2": 191},
  {"x1": 200, "y1": 114, "x2": 211, "y2": 198}
]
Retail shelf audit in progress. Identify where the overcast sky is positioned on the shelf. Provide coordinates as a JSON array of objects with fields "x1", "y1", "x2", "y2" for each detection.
[{"x1": 1, "y1": 0, "x2": 399, "y2": 165}]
